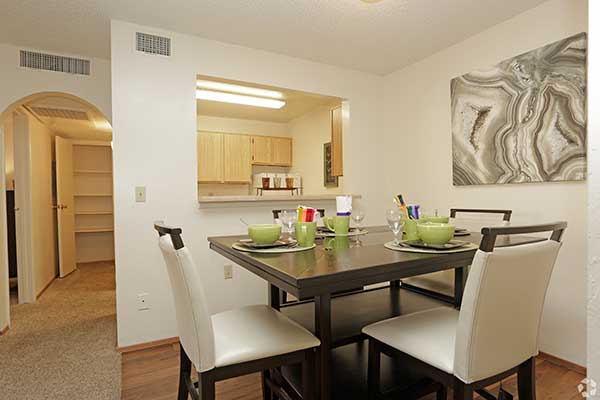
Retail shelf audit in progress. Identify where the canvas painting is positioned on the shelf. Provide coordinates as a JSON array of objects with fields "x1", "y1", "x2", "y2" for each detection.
[{"x1": 451, "y1": 32, "x2": 587, "y2": 186}]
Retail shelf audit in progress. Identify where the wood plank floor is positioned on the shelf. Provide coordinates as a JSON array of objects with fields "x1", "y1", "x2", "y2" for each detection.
[{"x1": 121, "y1": 343, "x2": 585, "y2": 400}]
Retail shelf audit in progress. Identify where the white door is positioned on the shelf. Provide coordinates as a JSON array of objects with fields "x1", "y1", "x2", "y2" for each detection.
[
  {"x1": 55, "y1": 137, "x2": 76, "y2": 277},
  {"x1": 13, "y1": 113, "x2": 34, "y2": 302}
]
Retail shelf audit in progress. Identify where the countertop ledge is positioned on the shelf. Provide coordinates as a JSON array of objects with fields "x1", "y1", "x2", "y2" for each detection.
[{"x1": 198, "y1": 193, "x2": 361, "y2": 204}]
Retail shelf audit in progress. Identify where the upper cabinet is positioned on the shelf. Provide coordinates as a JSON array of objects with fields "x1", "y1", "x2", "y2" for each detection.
[
  {"x1": 198, "y1": 132, "x2": 224, "y2": 183},
  {"x1": 331, "y1": 106, "x2": 343, "y2": 177},
  {"x1": 251, "y1": 136, "x2": 292, "y2": 167},
  {"x1": 223, "y1": 134, "x2": 252, "y2": 183},
  {"x1": 198, "y1": 132, "x2": 252, "y2": 183},
  {"x1": 251, "y1": 136, "x2": 272, "y2": 165},
  {"x1": 271, "y1": 137, "x2": 293, "y2": 166}
]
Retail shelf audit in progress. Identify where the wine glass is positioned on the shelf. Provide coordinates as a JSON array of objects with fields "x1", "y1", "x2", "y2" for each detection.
[
  {"x1": 279, "y1": 209, "x2": 296, "y2": 236},
  {"x1": 351, "y1": 208, "x2": 365, "y2": 231},
  {"x1": 386, "y1": 209, "x2": 405, "y2": 245}
]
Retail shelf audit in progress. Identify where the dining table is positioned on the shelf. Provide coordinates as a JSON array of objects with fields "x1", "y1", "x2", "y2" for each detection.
[{"x1": 208, "y1": 226, "x2": 544, "y2": 400}]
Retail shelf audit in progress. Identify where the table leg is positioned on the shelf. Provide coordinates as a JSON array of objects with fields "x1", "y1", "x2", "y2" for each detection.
[
  {"x1": 454, "y1": 267, "x2": 468, "y2": 308},
  {"x1": 269, "y1": 284, "x2": 281, "y2": 311},
  {"x1": 315, "y1": 293, "x2": 332, "y2": 400}
]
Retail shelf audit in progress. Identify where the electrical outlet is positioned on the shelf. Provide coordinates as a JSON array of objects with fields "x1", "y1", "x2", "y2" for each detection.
[
  {"x1": 135, "y1": 186, "x2": 146, "y2": 202},
  {"x1": 224, "y1": 264, "x2": 233, "y2": 280},
  {"x1": 137, "y1": 293, "x2": 150, "y2": 310}
]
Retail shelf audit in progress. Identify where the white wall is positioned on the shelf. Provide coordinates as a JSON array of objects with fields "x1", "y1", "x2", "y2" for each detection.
[
  {"x1": 0, "y1": 42, "x2": 111, "y2": 330},
  {"x1": 588, "y1": 0, "x2": 599, "y2": 388},
  {"x1": 111, "y1": 20, "x2": 385, "y2": 347},
  {"x1": 288, "y1": 104, "x2": 344, "y2": 194},
  {"x1": 382, "y1": 0, "x2": 587, "y2": 365},
  {"x1": 4, "y1": 118, "x2": 14, "y2": 190},
  {"x1": 197, "y1": 115, "x2": 289, "y2": 137}
]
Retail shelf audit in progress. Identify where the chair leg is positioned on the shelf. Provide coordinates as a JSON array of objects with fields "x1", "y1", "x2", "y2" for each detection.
[
  {"x1": 302, "y1": 349, "x2": 316, "y2": 400},
  {"x1": 178, "y1": 344, "x2": 192, "y2": 400},
  {"x1": 453, "y1": 378, "x2": 473, "y2": 400},
  {"x1": 367, "y1": 340, "x2": 381, "y2": 400},
  {"x1": 199, "y1": 372, "x2": 215, "y2": 400},
  {"x1": 262, "y1": 370, "x2": 272, "y2": 400},
  {"x1": 517, "y1": 357, "x2": 536, "y2": 400}
]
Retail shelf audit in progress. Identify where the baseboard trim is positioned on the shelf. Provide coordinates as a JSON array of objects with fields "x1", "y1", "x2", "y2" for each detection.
[
  {"x1": 539, "y1": 352, "x2": 586, "y2": 375},
  {"x1": 36, "y1": 277, "x2": 56, "y2": 300},
  {"x1": 0, "y1": 325, "x2": 9, "y2": 335},
  {"x1": 118, "y1": 336, "x2": 179, "y2": 353}
]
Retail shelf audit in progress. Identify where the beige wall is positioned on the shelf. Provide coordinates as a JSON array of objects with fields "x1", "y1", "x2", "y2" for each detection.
[
  {"x1": 288, "y1": 104, "x2": 344, "y2": 194},
  {"x1": 27, "y1": 114, "x2": 58, "y2": 295},
  {"x1": 382, "y1": 0, "x2": 587, "y2": 365}
]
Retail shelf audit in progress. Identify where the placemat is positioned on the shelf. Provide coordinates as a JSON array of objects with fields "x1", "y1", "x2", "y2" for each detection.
[
  {"x1": 384, "y1": 241, "x2": 478, "y2": 254},
  {"x1": 232, "y1": 243, "x2": 316, "y2": 254}
]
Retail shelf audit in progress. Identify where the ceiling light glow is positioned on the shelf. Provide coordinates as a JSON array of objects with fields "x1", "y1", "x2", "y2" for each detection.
[
  {"x1": 196, "y1": 90, "x2": 286, "y2": 109},
  {"x1": 196, "y1": 80, "x2": 284, "y2": 99}
]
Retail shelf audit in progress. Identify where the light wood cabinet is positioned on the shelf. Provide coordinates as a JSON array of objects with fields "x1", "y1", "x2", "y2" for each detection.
[
  {"x1": 198, "y1": 132, "x2": 224, "y2": 183},
  {"x1": 251, "y1": 136, "x2": 293, "y2": 166},
  {"x1": 251, "y1": 136, "x2": 272, "y2": 165},
  {"x1": 331, "y1": 106, "x2": 343, "y2": 176},
  {"x1": 223, "y1": 134, "x2": 252, "y2": 183},
  {"x1": 271, "y1": 137, "x2": 293, "y2": 166}
]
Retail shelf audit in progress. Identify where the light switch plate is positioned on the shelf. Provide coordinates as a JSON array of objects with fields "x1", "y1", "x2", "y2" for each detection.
[
  {"x1": 224, "y1": 264, "x2": 233, "y2": 279},
  {"x1": 135, "y1": 186, "x2": 146, "y2": 202}
]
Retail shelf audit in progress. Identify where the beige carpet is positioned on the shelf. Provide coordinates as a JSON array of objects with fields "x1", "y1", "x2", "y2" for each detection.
[{"x1": 0, "y1": 261, "x2": 121, "y2": 399}]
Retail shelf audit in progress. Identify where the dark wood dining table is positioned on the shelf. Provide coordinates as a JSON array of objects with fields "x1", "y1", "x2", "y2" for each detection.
[{"x1": 208, "y1": 226, "x2": 543, "y2": 400}]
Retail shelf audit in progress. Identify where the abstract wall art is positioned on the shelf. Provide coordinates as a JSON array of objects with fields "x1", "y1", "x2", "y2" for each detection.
[{"x1": 451, "y1": 33, "x2": 587, "y2": 186}]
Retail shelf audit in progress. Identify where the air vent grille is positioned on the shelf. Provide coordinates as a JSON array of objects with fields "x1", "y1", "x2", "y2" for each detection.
[
  {"x1": 30, "y1": 106, "x2": 89, "y2": 121},
  {"x1": 20, "y1": 50, "x2": 90, "y2": 75},
  {"x1": 136, "y1": 32, "x2": 171, "y2": 56}
]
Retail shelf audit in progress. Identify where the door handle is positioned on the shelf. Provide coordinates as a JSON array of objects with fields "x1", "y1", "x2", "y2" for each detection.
[{"x1": 14, "y1": 207, "x2": 20, "y2": 212}]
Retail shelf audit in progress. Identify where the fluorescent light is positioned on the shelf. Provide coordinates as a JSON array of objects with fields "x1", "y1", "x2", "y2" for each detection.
[
  {"x1": 196, "y1": 90, "x2": 286, "y2": 109},
  {"x1": 197, "y1": 80, "x2": 284, "y2": 99}
]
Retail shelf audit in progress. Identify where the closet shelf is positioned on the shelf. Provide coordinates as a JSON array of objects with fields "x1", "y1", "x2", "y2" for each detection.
[
  {"x1": 75, "y1": 227, "x2": 114, "y2": 233},
  {"x1": 75, "y1": 211, "x2": 113, "y2": 215},
  {"x1": 74, "y1": 193, "x2": 113, "y2": 197},
  {"x1": 74, "y1": 170, "x2": 112, "y2": 175}
]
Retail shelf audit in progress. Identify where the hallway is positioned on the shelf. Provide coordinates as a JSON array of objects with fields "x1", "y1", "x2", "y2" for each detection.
[{"x1": 0, "y1": 261, "x2": 120, "y2": 399}]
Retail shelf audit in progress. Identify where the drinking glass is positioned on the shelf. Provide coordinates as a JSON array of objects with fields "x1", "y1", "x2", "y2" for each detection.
[
  {"x1": 279, "y1": 209, "x2": 296, "y2": 235},
  {"x1": 351, "y1": 208, "x2": 365, "y2": 231},
  {"x1": 386, "y1": 208, "x2": 405, "y2": 245}
]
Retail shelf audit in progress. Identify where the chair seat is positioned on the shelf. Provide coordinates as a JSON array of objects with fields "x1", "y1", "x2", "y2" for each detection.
[
  {"x1": 212, "y1": 304, "x2": 320, "y2": 367},
  {"x1": 362, "y1": 307, "x2": 458, "y2": 374}
]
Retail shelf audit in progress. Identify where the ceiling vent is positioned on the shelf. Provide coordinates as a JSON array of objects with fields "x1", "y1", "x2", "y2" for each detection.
[
  {"x1": 136, "y1": 32, "x2": 171, "y2": 56},
  {"x1": 19, "y1": 50, "x2": 90, "y2": 75},
  {"x1": 29, "y1": 106, "x2": 89, "y2": 121}
]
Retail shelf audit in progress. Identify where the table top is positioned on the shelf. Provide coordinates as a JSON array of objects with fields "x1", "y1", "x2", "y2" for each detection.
[{"x1": 208, "y1": 226, "x2": 544, "y2": 298}]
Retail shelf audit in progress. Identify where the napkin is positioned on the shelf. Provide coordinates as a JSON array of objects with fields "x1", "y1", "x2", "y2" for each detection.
[{"x1": 336, "y1": 195, "x2": 352, "y2": 216}]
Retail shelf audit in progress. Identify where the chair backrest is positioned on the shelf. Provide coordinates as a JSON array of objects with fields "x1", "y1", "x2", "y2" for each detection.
[
  {"x1": 154, "y1": 223, "x2": 215, "y2": 372},
  {"x1": 449, "y1": 208, "x2": 512, "y2": 233},
  {"x1": 453, "y1": 222, "x2": 566, "y2": 384},
  {"x1": 272, "y1": 209, "x2": 325, "y2": 220}
]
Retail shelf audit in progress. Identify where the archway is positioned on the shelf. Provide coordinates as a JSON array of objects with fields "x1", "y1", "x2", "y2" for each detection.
[{"x1": 0, "y1": 91, "x2": 114, "y2": 329}]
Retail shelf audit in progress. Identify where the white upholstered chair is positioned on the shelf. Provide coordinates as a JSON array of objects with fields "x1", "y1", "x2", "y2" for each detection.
[
  {"x1": 154, "y1": 224, "x2": 320, "y2": 400},
  {"x1": 363, "y1": 222, "x2": 566, "y2": 400},
  {"x1": 401, "y1": 208, "x2": 513, "y2": 307}
]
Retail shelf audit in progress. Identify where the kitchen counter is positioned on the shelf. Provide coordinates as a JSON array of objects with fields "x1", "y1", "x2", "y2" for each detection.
[{"x1": 198, "y1": 193, "x2": 361, "y2": 204}]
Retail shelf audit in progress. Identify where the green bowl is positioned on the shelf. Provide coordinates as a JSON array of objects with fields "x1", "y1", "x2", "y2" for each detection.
[
  {"x1": 417, "y1": 222, "x2": 455, "y2": 245},
  {"x1": 248, "y1": 224, "x2": 282, "y2": 245},
  {"x1": 420, "y1": 215, "x2": 450, "y2": 224}
]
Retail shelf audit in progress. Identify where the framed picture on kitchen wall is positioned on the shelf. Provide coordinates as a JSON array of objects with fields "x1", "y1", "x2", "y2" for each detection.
[{"x1": 324, "y1": 142, "x2": 338, "y2": 187}]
